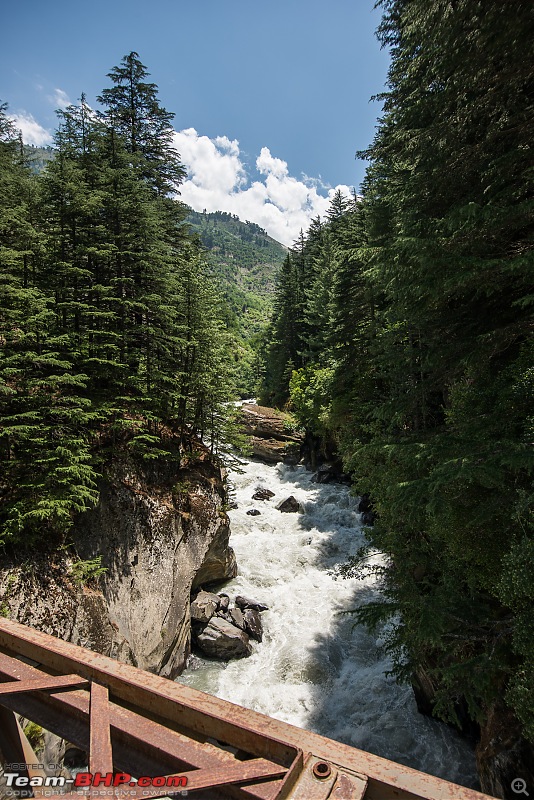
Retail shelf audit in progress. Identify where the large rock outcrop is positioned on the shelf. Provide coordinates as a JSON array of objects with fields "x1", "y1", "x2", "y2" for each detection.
[
  {"x1": 238, "y1": 404, "x2": 303, "y2": 464},
  {"x1": 0, "y1": 445, "x2": 236, "y2": 679},
  {"x1": 195, "y1": 617, "x2": 252, "y2": 659},
  {"x1": 190, "y1": 590, "x2": 268, "y2": 660}
]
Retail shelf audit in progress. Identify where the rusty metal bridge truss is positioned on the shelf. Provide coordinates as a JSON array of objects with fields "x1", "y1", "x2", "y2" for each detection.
[{"x1": 0, "y1": 619, "x2": 495, "y2": 800}]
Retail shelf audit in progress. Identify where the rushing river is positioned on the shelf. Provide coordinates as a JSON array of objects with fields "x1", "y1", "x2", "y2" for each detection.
[{"x1": 176, "y1": 458, "x2": 478, "y2": 789}]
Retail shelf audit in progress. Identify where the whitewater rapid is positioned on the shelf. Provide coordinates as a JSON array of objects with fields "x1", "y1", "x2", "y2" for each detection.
[{"x1": 176, "y1": 458, "x2": 478, "y2": 789}]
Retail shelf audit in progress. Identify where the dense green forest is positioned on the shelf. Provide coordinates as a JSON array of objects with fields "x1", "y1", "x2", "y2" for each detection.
[
  {"x1": 262, "y1": 0, "x2": 534, "y2": 747},
  {"x1": 1, "y1": 0, "x2": 533, "y2": 772},
  {"x1": 0, "y1": 53, "x2": 234, "y2": 546},
  {"x1": 187, "y1": 210, "x2": 285, "y2": 396}
]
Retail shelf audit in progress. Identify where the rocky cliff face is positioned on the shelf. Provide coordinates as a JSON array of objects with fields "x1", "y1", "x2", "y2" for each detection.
[
  {"x1": 0, "y1": 445, "x2": 236, "y2": 679},
  {"x1": 238, "y1": 404, "x2": 303, "y2": 463},
  {"x1": 476, "y1": 702, "x2": 534, "y2": 799}
]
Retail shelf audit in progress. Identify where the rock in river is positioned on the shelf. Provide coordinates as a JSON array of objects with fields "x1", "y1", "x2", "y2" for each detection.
[
  {"x1": 243, "y1": 608, "x2": 263, "y2": 642},
  {"x1": 195, "y1": 617, "x2": 252, "y2": 659},
  {"x1": 190, "y1": 590, "x2": 219, "y2": 624},
  {"x1": 218, "y1": 593, "x2": 230, "y2": 612},
  {"x1": 235, "y1": 595, "x2": 269, "y2": 612},
  {"x1": 276, "y1": 496, "x2": 300, "y2": 513},
  {"x1": 252, "y1": 488, "x2": 275, "y2": 501},
  {"x1": 229, "y1": 607, "x2": 245, "y2": 630}
]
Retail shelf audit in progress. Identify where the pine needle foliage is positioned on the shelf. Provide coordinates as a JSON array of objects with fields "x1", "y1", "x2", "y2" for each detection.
[
  {"x1": 260, "y1": 0, "x2": 534, "y2": 744},
  {"x1": 0, "y1": 55, "x2": 233, "y2": 546}
]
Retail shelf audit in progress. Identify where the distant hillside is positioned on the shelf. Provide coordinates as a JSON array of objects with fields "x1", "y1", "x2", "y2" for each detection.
[
  {"x1": 187, "y1": 209, "x2": 285, "y2": 295},
  {"x1": 187, "y1": 210, "x2": 287, "y2": 396},
  {"x1": 23, "y1": 145, "x2": 56, "y2": 173}
]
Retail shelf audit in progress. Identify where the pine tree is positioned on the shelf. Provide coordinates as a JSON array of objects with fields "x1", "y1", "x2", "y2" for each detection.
[
  {"x1": 0, "y1": 103, "x2": 98, "y2": 543},
  {"x1": 260, "y1": 0, "x2": 534, "y2": 750},
  {"x1": 1, "y1": 54, "x2": 233, "y2": 542},
  {"x1": 98, "y1": 51, "x2": 185, "y2": 195},
  {"x1": 349, "y1": 0, "x2": 534, "y2": 739},
  {"x1": 261, "y1": 252, "x2": 300, "y2": 406}
]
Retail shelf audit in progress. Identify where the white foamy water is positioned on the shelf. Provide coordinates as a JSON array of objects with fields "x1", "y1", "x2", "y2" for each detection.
[{"x1": 176, "y1": 459, "x2": 478, "y2": 789}]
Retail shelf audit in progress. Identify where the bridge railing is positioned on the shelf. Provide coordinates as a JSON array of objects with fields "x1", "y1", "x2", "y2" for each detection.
[{"x1": 0, "y1": 618, "x2": 495, "y2": 800}]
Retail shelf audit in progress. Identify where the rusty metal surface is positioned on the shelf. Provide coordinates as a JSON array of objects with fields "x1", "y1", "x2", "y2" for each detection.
[
  {"x1": 272, "y1": 750, "x2": 304, "y2": 800},
  {"x1": 0, "y1": 674, "x2": 87, "y2": 695},
  {"x1": 90, "y1": 682, "x2": 113, "y2": 778},
  {"x1": 277, "y1": 753, "x2": 367, "y2": 799},
  {"x1": 131, "y1": 759, "x2": 287, "y2": 799},
  {"x1": 0, "y1": 653, "x2": 279, "y2": 800},
  {"x1": 0, "y1": 619, "x2": 497, "y2": 800},
  {"x1": 0, "y1": 648, "x2": 291, "y2": 800},
  {"x1": 0, "y1": 708, "x2": 49, "y2": 797},
  {"x1": 0, "y1": 619, "x2": 300, "y2": 767},
  {"x1": 41, "y1": 759, "x2": 288, "y2": 800},
  {"x1": 281, "y1": 754, "x2": 338, "y2": 799},
  {"x1": 331, "y1": 772, "x2": 368, "y2": 800}
]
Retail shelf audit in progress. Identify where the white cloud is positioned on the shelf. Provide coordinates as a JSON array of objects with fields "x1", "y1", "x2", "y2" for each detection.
[
  {"x1": 8, "y1": 113, "x2": 53, "y2": 146},
  {"x1": 174, "y1": 128, "x2": 245, "y2": 196},
  {"x1": 173, "y1": 129, "x2": 353, "y2": 246},
  {"x1": 48, "y1": 88, "x2": 71, "y2": 110},
  {"x1": 256, "y1": 147, "x2": 288, "y2": 180}
]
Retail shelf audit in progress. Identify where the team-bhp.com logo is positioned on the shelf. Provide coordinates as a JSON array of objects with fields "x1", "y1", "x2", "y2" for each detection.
[{"x1": 3, "y1": 772, "x2": 188, "y2": 795}]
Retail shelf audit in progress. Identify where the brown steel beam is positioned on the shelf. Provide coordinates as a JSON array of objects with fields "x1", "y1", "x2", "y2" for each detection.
[
  {"x1": 0, "y1": 620, "x2": 297, "y2": 768},
  {"x1": 0, "y1": 675, "x2": 87, "y2": 695},
  {"x1": 0, "y1": 705, "x2": 32, "y2": 770},
  {"x1": 90, "y1": 682, "x2": 113, "y2": 778},
  {"x1": 281, "y1": 753, "x2": 338, "y2": 800},
  {"x1": 0, "y1": 707, "x2": 48, "y2": 798},
  {"x1": 332, "y1": 772, "x2": 368, "y2": 800},
  {"x1": 276, "y1": 753, "x2": 368, "y2": 800},
  {"x1": 126, "y1": 759, "x2": 287, "y2": 799},
  {"x1": 37, "y1": 759, "x2": 288, "y2": 800}
]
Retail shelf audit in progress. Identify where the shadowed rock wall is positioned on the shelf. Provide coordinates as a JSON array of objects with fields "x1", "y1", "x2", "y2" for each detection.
[{"x1": 0, "y1": 446, "x2": 236, "y2": 679}]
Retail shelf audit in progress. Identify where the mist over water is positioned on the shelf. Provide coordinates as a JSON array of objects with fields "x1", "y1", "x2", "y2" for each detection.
[{"x1": 176, "y1": 458, "x2": 478, "y2": 789}]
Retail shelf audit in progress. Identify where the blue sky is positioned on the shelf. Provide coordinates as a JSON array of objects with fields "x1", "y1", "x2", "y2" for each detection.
[{"x1": 1, "y1": 0, "x2": 390, "y2": 244}]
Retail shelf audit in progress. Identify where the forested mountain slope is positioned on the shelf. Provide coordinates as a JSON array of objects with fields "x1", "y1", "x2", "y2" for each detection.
[
  {"x1": 187, "y1": 210, "x2": 287, "y2": 396},
  {"x1": 23, "y1": 144, "x2": 55, "y2": 172}
]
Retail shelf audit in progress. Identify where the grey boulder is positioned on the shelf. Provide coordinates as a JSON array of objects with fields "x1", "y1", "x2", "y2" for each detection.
[
  {"x1": 276, "y1": 496, "x2": 300, "y2": 513},
  {"x1": 218, "y1": 593, "x2": 230, "y2": 612},
  {"x1": 243, "y1": 608, "x2": 263, "y2": 642},
  {"x1": 196, "y1": 617, "x2": 252, "y2": 659},
  {"x1": 229, "y1": 607, "x2": 245, "y2": 630},
  {"x1": 190, "y1": 590, "x2": 219, "y2": 623},
  {"x1": 235, "y1": 595, "x2": 269, "y2": 612},
  {"x1": 252, "y1": 488, "x2": 275, "y2": 501}
]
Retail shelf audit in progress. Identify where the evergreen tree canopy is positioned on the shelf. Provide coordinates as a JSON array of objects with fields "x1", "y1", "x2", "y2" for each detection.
[
  {"x1": 260, "y1": 0, "x2": 534, "y2": 749},
  {"x1": 98, "y1": 51, "x2": 186, "y2": 195},
  {"x1": 0, "y1": 54, "x2": 233, "y2": 546}
]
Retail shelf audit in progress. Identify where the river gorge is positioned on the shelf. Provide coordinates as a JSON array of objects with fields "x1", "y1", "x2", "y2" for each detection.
[{"x1": 177, "y1": 456, "x2": 479, "y2": 790}]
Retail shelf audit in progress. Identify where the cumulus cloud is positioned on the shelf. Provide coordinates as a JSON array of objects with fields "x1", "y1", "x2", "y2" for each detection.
[
  {"x1": 8, "y1": 113, "x2": 53, "y2": 146},
  {"x1": 174, "y1": 128, "x2": 246, "y2": 197},
  {"x1": 256, "y1": 147, "x2": 288, "y2": 180},
  {"x1": 173, "y1": 129, "x2": 353, "y2": 246}
]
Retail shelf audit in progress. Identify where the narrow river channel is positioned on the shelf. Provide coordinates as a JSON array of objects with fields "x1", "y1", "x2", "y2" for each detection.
[{"x1": 176, "y1": 457, "x2": 479, "y2": 789}]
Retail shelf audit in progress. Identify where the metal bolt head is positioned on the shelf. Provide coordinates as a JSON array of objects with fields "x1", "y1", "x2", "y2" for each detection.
[{"x1": 313, "y1": 761, "x2": 332, "y2": 780}]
